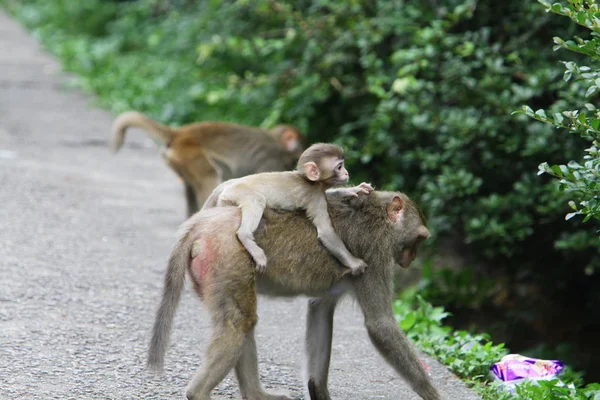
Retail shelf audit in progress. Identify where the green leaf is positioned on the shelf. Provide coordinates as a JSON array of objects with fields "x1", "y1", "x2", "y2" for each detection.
[
  {"x1": 566, "y1": 212, "x2": 578, "y2": 220},
  {"x1": 551, "y1": 165, "x2": 564, "y2": 176},
  {"x1": 553, "y1": 113, "x2": 564, "y2": 124},
  {"x1": 523, "y1": 105, "x2": 535, "y2": 116},
  {"x1": 564, "y1": 70, "x2": 573, "y2": 82},
  {"x1": 551, "y1": 3, "x2": 564, "y2": 13},
  {"x1": 399, "y1": 312, "x2": 417, "y2": 331}
]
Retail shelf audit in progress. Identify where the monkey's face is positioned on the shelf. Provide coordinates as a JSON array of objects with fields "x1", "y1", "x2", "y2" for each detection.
[
  {"x1": 395, "y1": 221, "x2": 430, "y2": 268},
  {"x1": 398, "y1": 234, "x2": 426, "y2": 268},
  {"x1": 321, "y1": 157, "x2": 349, "y2": 187},
  {"x1": 386, "y1": 196, "x2": 430, "y2": 268}
]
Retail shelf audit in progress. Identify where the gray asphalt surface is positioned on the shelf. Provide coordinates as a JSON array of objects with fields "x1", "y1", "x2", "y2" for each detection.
[{"x1": 0, "y1": 10, "x2": 481, "y2": 400}]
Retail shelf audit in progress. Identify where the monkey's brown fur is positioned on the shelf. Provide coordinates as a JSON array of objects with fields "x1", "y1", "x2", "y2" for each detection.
[
  {"x1": 148, "y1": 190, "x2": 441, "y2": 400},
  {"x1": 110, "y1": 111, "x2": 305, "y2": 216}
]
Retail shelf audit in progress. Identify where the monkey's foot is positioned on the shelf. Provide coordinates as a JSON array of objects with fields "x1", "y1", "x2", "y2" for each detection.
[
  {"x1": 264, "y1": 391, "x2": 294, "y2": 400},
  {"x1": 250, "y1": 250, "x2": 268, "y2": 273},
  {"x1": 348, "y1": 259, "x2": 368, "y2": 276},
  {"x1": 241, "y1": 390, "x2": 293, "y2": 400}
]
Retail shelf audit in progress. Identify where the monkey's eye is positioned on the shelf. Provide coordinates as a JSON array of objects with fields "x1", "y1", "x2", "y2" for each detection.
[{"x1": 336, "y1": 163, "x2": 344, "y2": 170}]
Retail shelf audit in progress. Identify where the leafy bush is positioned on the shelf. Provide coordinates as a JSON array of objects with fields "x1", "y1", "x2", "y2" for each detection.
[
  {"x1": 416, "y1": 262, "x2": 497, "y2": 310},
  {"x1": 0, "y1": 0, "x2": 264, "y2": 124},
  {"x1": 515, "y1": 380, "x2": 600, "y2": 400},
  {"x1": 519, "y1": 0, "x2": 600, "y2": 226}
]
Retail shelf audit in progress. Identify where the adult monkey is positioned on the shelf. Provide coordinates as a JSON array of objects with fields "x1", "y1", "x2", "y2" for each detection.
[
  {"x1": 148, "y1": 190, "x2": 441, "y2": 400},
  {"x1": 111, "y1": 111, "x2": 305, "y2": 216}
]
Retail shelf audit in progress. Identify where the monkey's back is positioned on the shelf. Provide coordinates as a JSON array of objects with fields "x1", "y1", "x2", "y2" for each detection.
[
  {"x1": 220, "y1": 171, "x2": 319, "y2": 211},
  {"x1": 169, "y1": 122, "x2": 295, "y2": 179},
  {"x1": 188, "y1": 206, "x2": 347, "y2": 298}
]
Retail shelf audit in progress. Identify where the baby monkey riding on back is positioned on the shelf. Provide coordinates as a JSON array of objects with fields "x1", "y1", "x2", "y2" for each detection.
[{"x1": 203, "y1": 143, "x2": 372, "y2": 275}]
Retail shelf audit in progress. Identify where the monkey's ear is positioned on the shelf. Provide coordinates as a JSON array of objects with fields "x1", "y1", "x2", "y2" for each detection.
[
  {"x1": 386, "y1": 196, "x2": 404, "y2": 222},
  {"x1": 282, "y1": 129, "x2": 301, "y2": 152},
  {"x1": 303, "y1": 161, "x2": 320, "y2": 181}
]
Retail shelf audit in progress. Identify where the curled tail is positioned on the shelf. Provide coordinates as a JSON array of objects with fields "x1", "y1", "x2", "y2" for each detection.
[
  {"x1": 110, "y1": 111, "x2": 175, "y2": 152},
  {"x1": 147, "y1": 217, "x2": 197, "y2": 372}
]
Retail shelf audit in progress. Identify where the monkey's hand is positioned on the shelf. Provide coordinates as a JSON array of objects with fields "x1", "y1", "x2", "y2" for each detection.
[
  {"x1": 337, "y1": 183, "x2": 374, "y2": 198},
  {"x1": 347, "y1": 257, "x2": 368, "y2": 276},
  {"x1": 355, "y1": 182, "x2": 374, "y2": 195}
]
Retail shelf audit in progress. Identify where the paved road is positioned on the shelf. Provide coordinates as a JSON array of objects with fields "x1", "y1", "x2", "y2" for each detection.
[{"x1": 0, "y1": 10, "x2": 480, "y2": 400}]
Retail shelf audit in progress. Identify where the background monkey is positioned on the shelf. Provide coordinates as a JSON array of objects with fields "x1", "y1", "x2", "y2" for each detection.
[
  {"x1": 148, "y1": 190, "x2": 440, "y2": 400},
  {"x1": 202, "y1": 143, "x2": 372, "y2": 275},
  {"x1": 110, "y1": 111, "x2": 305, "y2": 216}
]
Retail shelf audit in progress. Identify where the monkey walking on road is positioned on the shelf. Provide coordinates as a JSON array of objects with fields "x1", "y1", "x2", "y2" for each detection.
[
  {"x1": 202, "y1": 143, "x2": 373, "y2": 275},
  {"x1": 148, "y1": 189, "x2": 442, "y2": 400},
  {"x1": 110, "y1": 111, "x2": 305, "y2": 216}
]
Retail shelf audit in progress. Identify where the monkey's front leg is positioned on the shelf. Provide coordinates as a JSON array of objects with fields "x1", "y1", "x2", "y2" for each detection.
[
  {"x1": 305, "y1": 297, "x2": 338, "y2": 400},
  {"x1": 355, "y1": 279, "x2": 443, "y2": 400}
]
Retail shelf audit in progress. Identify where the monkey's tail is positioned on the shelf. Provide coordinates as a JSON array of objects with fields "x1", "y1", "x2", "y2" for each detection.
[
  {"x1": 147, "y1": 218, "x2": 196, "y2": 372},
  {"x1": 110, "y1": 111, "x2": 175, "y2": 152}
]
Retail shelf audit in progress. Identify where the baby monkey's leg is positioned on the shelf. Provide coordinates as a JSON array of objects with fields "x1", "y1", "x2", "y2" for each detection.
[{"x1": 219, "y1": 185, "x2": 268, "y2": 272}]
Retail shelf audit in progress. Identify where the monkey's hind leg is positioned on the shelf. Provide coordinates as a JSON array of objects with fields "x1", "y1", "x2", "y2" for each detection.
[
  {"x1": 219, "y1": 185, "x2": 268, "y2": 272},
  {"x1": 185, "y1": 329, "x2": 245, "y2": 400},
  {"x1": 184, "y1": 183, "x2": 200, "y2": 217},
  {"x1": 185, "y1": 285, "x2": 258, "y2": 400},
  {"x1": 235, "y1": 329, "x2": 294, "y2": 400}
]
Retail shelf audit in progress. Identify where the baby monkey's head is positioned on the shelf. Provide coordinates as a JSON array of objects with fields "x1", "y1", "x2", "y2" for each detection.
[{"x1": 297, "y1": 143, "x2": 348, "y2": 188}]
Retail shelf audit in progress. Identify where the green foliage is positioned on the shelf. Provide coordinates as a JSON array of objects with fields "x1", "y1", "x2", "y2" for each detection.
[
  {"x1": 514, "y1": 379, "x2": 600, "y2": 400},
  {"x1": 416, "y1": 262, "x2": 498, "y2": 309},
  {"x1": 517, "y1": 0, "x2": 600, "y2": 226},
  {"x1": 0, "y1": 0, "x2": 266, "y2": 125},
  {"x1": 394, "y1": 288, "x2": 508, "y2": 396},
  {"x1": 394, "y1": 289, "x2": 600, "y2": 399}
]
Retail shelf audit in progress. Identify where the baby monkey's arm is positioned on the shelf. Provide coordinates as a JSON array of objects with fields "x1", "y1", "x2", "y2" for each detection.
[
  {"x1": 327, "y1": 182, "x2": 374, "y2": 198},
  {"x1": 307, "y1": 195, "x2": 368, "y2": 276}
]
